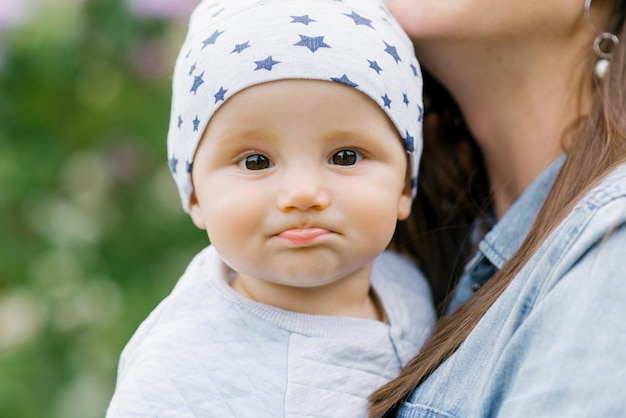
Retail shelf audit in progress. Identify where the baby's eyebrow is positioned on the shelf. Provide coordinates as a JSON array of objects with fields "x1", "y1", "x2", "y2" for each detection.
[
  {"x1": 213, "y1": 128, "x2": 279, "y2": 144},
  {"x1": 322, "y1": 129, "x2": 401, "y2": 145},
  {"x1": 323, "y1": 130, "x2": 373, "y2": 141}
]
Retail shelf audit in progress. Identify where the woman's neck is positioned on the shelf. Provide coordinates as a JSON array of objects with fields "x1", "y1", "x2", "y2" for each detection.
[{"x1": 417, "y1": 35, "x2": 594, "y2": 218}]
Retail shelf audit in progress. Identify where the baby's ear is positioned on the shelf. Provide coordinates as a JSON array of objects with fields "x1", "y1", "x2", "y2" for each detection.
[
  {"x1": 188, "y1": 191, "x2": 207, "y2": 229},
  {"x1": 397, "y1": 172, "x2": 412, "y2": 221},
  {"x1": 397, "y1": 194, "x2": 412, "y2": 220}
]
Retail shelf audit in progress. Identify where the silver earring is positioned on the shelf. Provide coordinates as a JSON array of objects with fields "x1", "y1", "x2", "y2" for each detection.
[{"x1": 584, "y1": 0, "x2": 620, "y2": 79}]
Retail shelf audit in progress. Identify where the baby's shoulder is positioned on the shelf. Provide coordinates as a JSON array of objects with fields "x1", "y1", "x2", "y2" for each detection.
[
  {"x1": 372, "y1": 251, "x2": 435, "y2": 364},
  {"x1": 108, "y1": 247, "x2": 288, "y2": 416},
  {"x1": 116, "y1": 245, "x2": 269, "y2": 374},
  {"x1": 373, "y1": 250, "x2": 430, "y2": 295}
]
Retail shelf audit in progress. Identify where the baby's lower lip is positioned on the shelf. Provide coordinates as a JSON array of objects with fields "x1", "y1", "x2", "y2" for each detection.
[{"x1": 277, "y1": 228, "x2": 331, "y2": 244}]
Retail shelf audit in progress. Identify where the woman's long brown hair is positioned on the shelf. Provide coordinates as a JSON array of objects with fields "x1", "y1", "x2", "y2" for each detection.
[{"x1": 373, "y1": 5, "x2": 626, "y2": 417}]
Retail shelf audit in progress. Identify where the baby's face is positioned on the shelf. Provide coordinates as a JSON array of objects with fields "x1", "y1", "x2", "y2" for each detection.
[{"x1": 189, "y1": 79, "x2": 411, "y2": 290}]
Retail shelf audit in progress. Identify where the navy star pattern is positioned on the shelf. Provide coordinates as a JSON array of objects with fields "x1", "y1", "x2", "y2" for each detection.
[
  {"x1": 214, "y1": 87, "x2": 228, "y2": 103},
  {"x1": 254, "y1": 56, "x2": 281, "y2": 71},
  {"x1": 402, "y1": 130, "x2": 415, "y2": 152},
  {"x1": 382, "y1": 94, "x2": 392, "y2": 108},
  {"x1": 295, "y1": 35, "x2": 331, "y2": 53},
  {"x1": 331, "y1": 74, "x2": 358, "y2": 87},
  {"x1": 202, "y1": 30, "x2": 224, "y2": 49},
  {"x1": 169, "y1": 156, "x2": 178, "y2": 174},
  {"x1": 368, "y1": 60, "x2": 382, "y2": 74},
  {"x1": 344, "y1": 11, "x2": 373, "y2": 28},
  {"x1": 291, "y1": 15, "x2": 316, "y2": 25},
  {"x1": 384, "y1": 41, "x2": 401, "y2": 63},
  {"x1": 232, "y1": 41, "x2": 251, "y2": 54},
  {"x1": 171, "y1": 4, "x2": 423, "y2": 201},
  {"x1": 190, "y1": 71, "x2": 205, "y2": 94}
]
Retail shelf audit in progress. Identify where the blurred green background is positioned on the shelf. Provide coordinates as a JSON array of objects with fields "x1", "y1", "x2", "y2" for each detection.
[{"x1": 0, "y1": 0, "x2": 207, "y2": 416}]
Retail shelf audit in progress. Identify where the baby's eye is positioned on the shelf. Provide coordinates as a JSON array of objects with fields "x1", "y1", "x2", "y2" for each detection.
[
  {"x1": 239, "y1": 154, "x2": 273, "y2": 170},
  {"x1": 329, "y1": 149, "x2": 362, "y2": 166}
]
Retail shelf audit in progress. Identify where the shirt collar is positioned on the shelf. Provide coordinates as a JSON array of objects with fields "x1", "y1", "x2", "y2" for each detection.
[{"x1": 478, "y1": 155, "x2": 566, "y2": 269}]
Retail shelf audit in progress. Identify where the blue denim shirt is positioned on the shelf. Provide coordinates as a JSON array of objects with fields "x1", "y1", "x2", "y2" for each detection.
[{"x1": 398, "y1": 157, "x2": 626, "y2": 417}]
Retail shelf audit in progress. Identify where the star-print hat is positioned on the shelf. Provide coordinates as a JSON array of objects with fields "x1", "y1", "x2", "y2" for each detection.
[{"x1": 168, "y1": 0, "x2": 424, "y2": 212}]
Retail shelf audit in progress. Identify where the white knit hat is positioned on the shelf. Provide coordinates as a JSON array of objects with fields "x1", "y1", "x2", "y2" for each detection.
[{"x1": 167, "y1": 0, "x2": 423, "y2": 212}]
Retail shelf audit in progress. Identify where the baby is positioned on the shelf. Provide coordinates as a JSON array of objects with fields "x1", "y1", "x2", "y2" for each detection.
[{"x1": 107, "y1": 0, "x2": 434, "y2": 416}]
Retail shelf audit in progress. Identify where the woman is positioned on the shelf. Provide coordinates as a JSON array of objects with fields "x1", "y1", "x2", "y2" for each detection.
[{"x1": 372, "y1": 0, "x2": 626, "y2": 417}]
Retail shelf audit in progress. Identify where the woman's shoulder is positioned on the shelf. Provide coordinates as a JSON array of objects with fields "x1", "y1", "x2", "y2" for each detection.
[
  {"x1": 397, "y1": 164, "x2": 626, "y2": 418},
  {"x1": 555, "y1": 161, "x2": 626, "y2": 257},
  {"x1": 577, "y1": 161, "x2": 626, "y2": 210},
  {"x1": 526, "y1": 161, "x2": 626, "y2": 300}
]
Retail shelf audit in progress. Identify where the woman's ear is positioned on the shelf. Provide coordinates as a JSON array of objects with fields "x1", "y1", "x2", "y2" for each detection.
[{"x1": 188, "y1": 191, "x2": 207, "y2": 229}]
